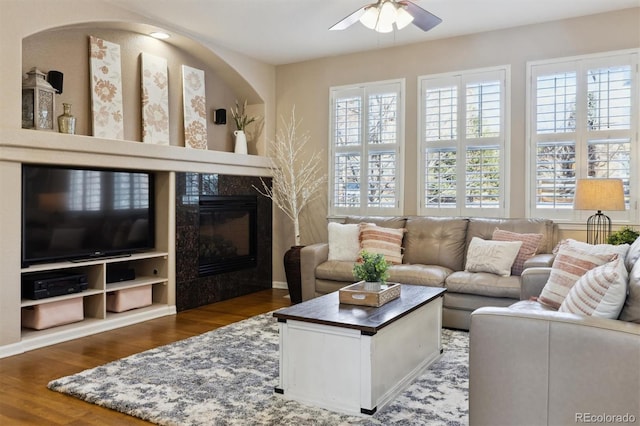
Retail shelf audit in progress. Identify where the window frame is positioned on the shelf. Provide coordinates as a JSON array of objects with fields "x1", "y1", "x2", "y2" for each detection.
[
  {"x1": 526, "y1": 49, "x2": 639, "y2": 225},
  {"x1": 328, "y1": 79, "x2": 405, "y2": 217},
  {"x1": 417, "y1": 65, "x2": 511, "y2": 217}
]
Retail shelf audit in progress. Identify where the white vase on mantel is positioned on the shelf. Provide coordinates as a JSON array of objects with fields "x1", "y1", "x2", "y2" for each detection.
[{"x1": 233, "y1": 130, "x2": 248, "y2": 154}]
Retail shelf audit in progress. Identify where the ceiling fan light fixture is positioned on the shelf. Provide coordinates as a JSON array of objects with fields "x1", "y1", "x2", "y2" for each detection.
[
  {"x1": 376, "y1": 1, "x2": 397, "y2": 32},
  {"x1": 395, "y1": 6, "x2": 414, "y2": 29},
  {"x1": 334, "y1": 0, "x2": 441, "y2": 33},
  {"x1": 359, "y1": 6, "x2": 380, "y2": 29}
]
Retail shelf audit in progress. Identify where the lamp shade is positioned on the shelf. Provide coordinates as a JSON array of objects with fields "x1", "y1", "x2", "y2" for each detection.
[{"x1": 573, "y1": 178, "x2": 625, "y2": 211}]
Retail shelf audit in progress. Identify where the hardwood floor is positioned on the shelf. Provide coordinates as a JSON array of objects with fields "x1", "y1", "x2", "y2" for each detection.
[{"x1": 0, "y1": 289, "x2": 291, "y2": 425}]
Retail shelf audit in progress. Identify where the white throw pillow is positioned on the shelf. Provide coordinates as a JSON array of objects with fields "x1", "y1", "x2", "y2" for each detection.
[
  {"x1": 559, "y1": 257, "x2": 628, "y2": 319},
  {"x1": 465, "y1": 237, "x2": 523, "y2": 277},
  {"x1": 327, "y1": 222, "x2": 360, "y2": 262},
  {"x1": 539, "y1": 242, "x2": 618, "y2": 309}
]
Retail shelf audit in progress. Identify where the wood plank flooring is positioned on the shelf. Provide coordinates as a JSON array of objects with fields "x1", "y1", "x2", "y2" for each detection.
[{"x1": 0, "y1": 289, "x2": 291, "y2": 425}]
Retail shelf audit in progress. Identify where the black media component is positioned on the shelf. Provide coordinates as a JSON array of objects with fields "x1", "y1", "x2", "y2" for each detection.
[
  {"x1": 21, "y1": 272, "x2": 88, "y2": 300},
  {"x1": 21, "y1": 164, "x2": 155, "y2": 267},
  {"x1": 106, "y1": 267, "x2": 136, "y2": 283}
]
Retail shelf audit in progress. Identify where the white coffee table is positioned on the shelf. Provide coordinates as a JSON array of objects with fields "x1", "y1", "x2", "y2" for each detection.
[{"x1": 273, "y1": 284, "x2": 445, "y2": 415}]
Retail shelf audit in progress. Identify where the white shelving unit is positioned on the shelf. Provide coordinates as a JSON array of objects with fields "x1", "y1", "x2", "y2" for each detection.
[
  {"x1": 20, "y1": 252, "x2": 169, "y2": 332},
  {"x1": 19, "y1": 252, "x2": 173, "y2": 352}
]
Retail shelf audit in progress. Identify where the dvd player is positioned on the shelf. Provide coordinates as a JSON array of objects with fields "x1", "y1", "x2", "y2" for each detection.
[{"x1": 22, "y1": 272, "x2": 89, "y2": 300}]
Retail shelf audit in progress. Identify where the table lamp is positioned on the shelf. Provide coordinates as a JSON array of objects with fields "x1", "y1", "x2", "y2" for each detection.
[{"x1": 573, "y1": 178, "x2": 625, "y2": 244}]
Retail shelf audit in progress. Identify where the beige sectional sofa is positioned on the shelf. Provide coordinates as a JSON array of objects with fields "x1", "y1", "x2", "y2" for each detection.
[
  {"x1": 300, "y1": 215, "x2": 557, "y2": 330},
  {"x1": 469, "y1": 238, "x2": 640, "y2": 426}
]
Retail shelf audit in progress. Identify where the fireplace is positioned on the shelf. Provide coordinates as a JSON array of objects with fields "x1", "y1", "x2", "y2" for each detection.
[{"x1": 198, "y1": 195, "x2": 257, "y2": 276}]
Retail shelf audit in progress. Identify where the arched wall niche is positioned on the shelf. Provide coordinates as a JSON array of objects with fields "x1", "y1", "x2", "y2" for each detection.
[{"x1": 21, "y1": 21, "x2": 266, "y2": 153}]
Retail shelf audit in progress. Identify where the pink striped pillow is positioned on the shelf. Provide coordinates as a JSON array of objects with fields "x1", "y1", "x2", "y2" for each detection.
[
  {"x1": 538, "y1": 244, "x2": 618, "y2": 309},
  {"x1": 492, "y1": 228, "x2": 543, "y2": 276},
  {"x1": 559, "y1": 257, "x2": 628, "y2": 319},
  {"x1": 359, "y1": 223, "x2": 405, "y2": 264}
]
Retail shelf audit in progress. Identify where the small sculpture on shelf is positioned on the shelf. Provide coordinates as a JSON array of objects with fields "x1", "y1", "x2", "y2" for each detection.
[
  {"x1": 230, "y1": 99, "x2": 256, "y2": 154},
  {"x1": 57, "y1": 103, "x2": 76, "y2": 134},
  {"x1": 21, "y1": 67, "x2": 56, "y2": 131}
]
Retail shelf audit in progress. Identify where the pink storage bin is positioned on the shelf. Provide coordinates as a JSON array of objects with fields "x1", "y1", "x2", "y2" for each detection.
[
  {"x1": 22, "y1": 297, "x2": 84, "y2": 330},
  {"x1": 107, "y1": 285, "x2": 152, "y2": 312}
]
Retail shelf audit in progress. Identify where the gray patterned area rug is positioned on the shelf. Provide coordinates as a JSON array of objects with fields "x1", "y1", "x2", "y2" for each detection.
[{"x1": 48, "y1": 312, "x2": 468, "y2": 425}]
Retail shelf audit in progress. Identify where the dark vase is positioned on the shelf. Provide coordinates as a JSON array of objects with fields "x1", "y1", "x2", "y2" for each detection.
[{"x1": 283, "y1": 245, "x2": 304, "y2": 304}]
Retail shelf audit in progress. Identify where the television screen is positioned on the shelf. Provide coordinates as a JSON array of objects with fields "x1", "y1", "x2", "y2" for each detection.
[{"x1": 22, "y1": 164, "x2": 155, "y2": 266}]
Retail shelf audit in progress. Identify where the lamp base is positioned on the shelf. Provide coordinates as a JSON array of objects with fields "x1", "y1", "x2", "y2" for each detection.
[{"x1": 586, "y1": 211, "x2": 611, "y2": 245}]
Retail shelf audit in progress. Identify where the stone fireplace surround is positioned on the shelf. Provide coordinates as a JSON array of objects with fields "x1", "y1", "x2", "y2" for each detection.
[{"x1": 175, "y1": 172, "x2": 272, "y2": 311}]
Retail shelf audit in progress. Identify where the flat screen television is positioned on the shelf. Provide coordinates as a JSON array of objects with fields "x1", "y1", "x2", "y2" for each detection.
[{"x1": 22, "y1": 164, "x2": 155, "y2": 267}]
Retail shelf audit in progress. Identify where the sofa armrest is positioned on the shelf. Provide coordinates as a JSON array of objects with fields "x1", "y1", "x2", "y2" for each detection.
[
  {"x1": 523, "y1": 252, "x2": 554, "y2": 268},
  {"x1": 470, "y1": 307, "x2": 640, "y2": 426},
  {"x1": 520, "y1": 267, "x2": 551, "y2": 300},
  {"x1": 300, "y1": 243, "x2": 329, "y2": 301}
]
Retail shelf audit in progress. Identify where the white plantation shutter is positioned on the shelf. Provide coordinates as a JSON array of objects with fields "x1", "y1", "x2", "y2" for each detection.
[
  {"x1": 419, "y1": 67, "x2": 508, "y2": 217},
  {"x1": 330, "y1": 80, "x2": 404, "y2": 216},
  {"x1": 528, "y1": 51, "x2": 638, "y2": 223}
]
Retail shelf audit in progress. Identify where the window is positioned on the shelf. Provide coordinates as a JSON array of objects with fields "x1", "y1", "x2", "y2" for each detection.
[
  {"x1": 329, "y1": 80, "x2": 404, "y2": 216},
  {"x1": 418, "y1": 67, "x2": 509, "y2": 217},
  {"x1": 527, "y1": 51, "x2": 638, "y2": 223}
]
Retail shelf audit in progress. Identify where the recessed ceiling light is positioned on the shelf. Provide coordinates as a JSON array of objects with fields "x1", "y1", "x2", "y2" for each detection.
[{"x1": 150, "y1": 31, "x2": 170, "y2": 40}]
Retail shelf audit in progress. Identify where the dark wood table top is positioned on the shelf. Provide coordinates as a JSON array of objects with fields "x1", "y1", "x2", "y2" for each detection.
[{"x1": 273, "y1": 284, "x2": 446, "y2": 335}]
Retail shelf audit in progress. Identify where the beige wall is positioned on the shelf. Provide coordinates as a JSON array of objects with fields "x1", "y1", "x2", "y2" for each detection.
[
  {"x1": 274, "y1": 8, "x2": 640, "y2": 258},
  {"x1": 23, "y1": 27, "x2": 239, "y2": 151},
  {"x1": 0, "y1": 0, "x2": 277, "y2": 154}
]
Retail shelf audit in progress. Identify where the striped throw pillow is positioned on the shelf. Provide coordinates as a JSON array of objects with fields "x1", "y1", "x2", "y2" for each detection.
[
  {"x1": 492, "y1": 228, "x2": 543, "y2": 276},
  {"x1": 538, "y1": 244, "x2": 618, "y2": 309},
  {"x1": 359, "y1": 223, "x2": 405, "y2": 264},
  {"x1": 559, "y1": 257, "x2": 628, "y2": 319}
]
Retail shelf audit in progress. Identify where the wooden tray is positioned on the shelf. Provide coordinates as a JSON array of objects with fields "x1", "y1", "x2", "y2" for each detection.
[{"x1": 339, "y1": 281, "x2": 401, "y2": 307}]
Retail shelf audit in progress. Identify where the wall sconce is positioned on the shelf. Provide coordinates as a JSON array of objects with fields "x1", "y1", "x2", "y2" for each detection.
[
  {"x1": 22, "y1": 67, "x2": 56, "y2": 131},
  {"x1": 574, "y1": 178, "x2": 625, "y2": 244}
]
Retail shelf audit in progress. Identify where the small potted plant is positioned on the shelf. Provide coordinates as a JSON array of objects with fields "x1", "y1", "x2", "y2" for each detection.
[
  {"x1": 607, "y1": 226, "x2": 640, "y2": 245},
  {"x1": 353, "y1": 250, "x2": 389, "y2": 290}
]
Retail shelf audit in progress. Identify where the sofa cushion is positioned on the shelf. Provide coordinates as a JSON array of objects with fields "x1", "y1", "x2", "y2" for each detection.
[
  {"x1": 388, "y1": 264, "x2": 449, "y2": 287},
  {"x1": 624, "y1": 236, "x2": 640, "y2": 271},
  {"x1": 466, "y1": 218, "x2": 556, "y2": 254},
  {"x1": 619, "y1": 259, "x2": 640, "y2": 323},
  {"x1": 446, "y1": 271, "x2": 521, "y2": 299},
  {"x1": 444, "y1": 292, "x2": 516, "y2": 311},
  {"x1": 316, "y1": 260, "x2": 358, "y2": 282},
  {"x1": 539, "y1": 242, "x2": 620, "y2": 309},
  {"x1": 327, "y1": 222, "x2": 360, "y2": 262},
  {"x1": 492, "y1": 228, "x2": 544, "y2": 276},
  {"x1": 559, "y1": 257, "x2": 628, "y2": 319},
  {"x1": 359, "y1": 223, "x2": 405, "y2": 264},
  {"x1": 403, "y1": 216, "x2": 469, "y2": 271},
  {"x1": 465, "y1": 237, "x2": 522, "y2": 277},
  {"x1": 344, "y1": 216, "x2": 406, "y2": 229}
]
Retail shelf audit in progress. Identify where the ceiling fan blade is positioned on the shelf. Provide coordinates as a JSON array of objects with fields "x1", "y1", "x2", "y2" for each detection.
[
  {"x1": 404, "y1": 0, "x2": 442, "y2": 32},
  {"x1": 329, "y1": 6, "x2": 367, "y2": 31}
]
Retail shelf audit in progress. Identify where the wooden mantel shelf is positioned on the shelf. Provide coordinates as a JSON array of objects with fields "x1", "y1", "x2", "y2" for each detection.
[{"x1": 0, "y1": 128, "x2": 272, "y2": 177}]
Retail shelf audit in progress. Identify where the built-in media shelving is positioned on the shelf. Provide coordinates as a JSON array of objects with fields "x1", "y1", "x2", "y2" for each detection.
[
  {"x1": 20, "y1": 252, "x2": 171, "y2": 348},
  {"x1": 0, "y1": 129, "x2": 272, "y2": 358}
]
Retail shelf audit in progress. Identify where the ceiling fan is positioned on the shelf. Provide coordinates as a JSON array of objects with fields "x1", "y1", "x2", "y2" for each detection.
[{"x1": 330, "y1": 0, "x2": 442, "y2": 33}]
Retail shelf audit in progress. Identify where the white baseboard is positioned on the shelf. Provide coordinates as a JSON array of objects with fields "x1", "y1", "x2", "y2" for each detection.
[{"x1": 272, "y1": 281, "x2": 288, "y2": 290}]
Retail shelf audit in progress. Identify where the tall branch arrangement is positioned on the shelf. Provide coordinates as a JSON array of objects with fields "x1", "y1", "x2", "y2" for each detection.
[{"x1": 254, "y1": 107, "x2": 326, "y2": 246}]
